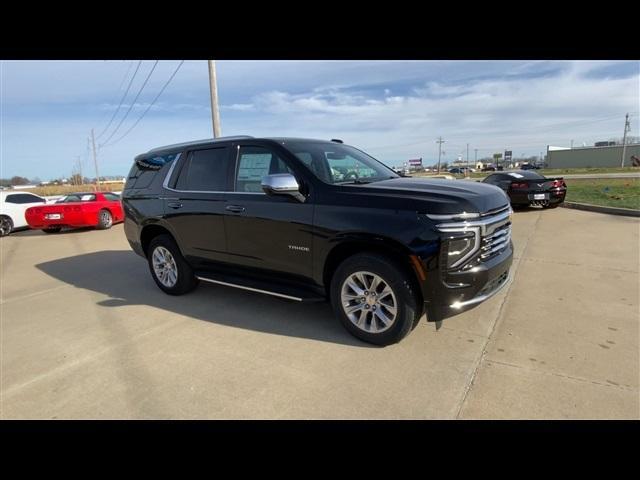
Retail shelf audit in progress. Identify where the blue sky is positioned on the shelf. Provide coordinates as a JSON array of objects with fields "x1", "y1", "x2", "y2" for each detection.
[{"x1": 1, "y1": 60, "x2": 638, "y2": 180}]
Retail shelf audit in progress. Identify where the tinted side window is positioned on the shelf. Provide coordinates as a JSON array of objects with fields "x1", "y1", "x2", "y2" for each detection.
[
  {"x1": 103, "y1": 193, "x2": 120, "y2": 201},
  {"x1": 5, "y1": 193, "x2": 44, "y2": 204},
  {"x1": 175, "y1": 147, "x2": 230, "y2": 191},
  {"x1": 127, "y1": 153, "x2": 178, "y2": 190},
  {"x1": 235, "y1": 146, "x2": 292, "y2": 193}
]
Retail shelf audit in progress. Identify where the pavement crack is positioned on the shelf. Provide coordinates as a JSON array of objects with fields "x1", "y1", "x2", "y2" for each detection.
[
  {"x1": 520, "y1": 257, "x2": 639, "y2": 274},
  {"x1": 454, "y1": 210, "x2": 543, "y2": 419},
  {"x1": 485, "y1": 359, "x2": 638, "y2": 393}
]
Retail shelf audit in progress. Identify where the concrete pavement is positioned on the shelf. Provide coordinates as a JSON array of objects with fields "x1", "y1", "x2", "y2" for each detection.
[{"x1": 1, "y1": 209, "x2": 638, "y2": 419}]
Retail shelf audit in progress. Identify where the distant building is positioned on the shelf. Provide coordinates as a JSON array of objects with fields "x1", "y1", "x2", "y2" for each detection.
[
  {"x1": 547, "y1": 143, "x2": 640, "y2": 168},
  {"x1": 11, "y1": 184, "x2": 38, "y2": 190}
]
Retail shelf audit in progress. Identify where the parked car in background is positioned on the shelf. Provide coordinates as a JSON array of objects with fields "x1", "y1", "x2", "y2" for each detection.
[
  {"x1": 450, "y1": 167, "x2": 475, "y2": 174},
  {"x1": 25, "y1": 191, "x2": 124, "y2": 233},
  {"x1": 482, "y1": 170, "x2": 566, "y2": 209},
  {"x1": 0, "y1": 191, "x2": 47, "y2": 237},
  {"x1": 520, "y1": 163, "x2": 541, "y2": 170},
  {"x1": 122, "y1": 136, "x2": 513, "y2": 346}
]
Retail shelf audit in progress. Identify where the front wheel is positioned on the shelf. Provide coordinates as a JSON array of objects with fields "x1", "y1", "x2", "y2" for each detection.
[
  {"x1": 0, "y1": 216, "x2": 13, "y2": 237},
  {"x1": 330, "y1": 253, "x2": 421, "y2": 346},
  {"x1": 147, "y1": 234, "x2": 198, "y2": 295}
]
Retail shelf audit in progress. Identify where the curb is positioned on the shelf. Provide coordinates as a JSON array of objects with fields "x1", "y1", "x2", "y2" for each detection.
[{"x1": 560, "y1": 201, "x2": 640, "y2": 218}]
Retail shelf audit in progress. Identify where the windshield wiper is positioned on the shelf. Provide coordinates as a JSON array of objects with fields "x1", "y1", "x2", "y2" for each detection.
[{"x1": 336, "y1": 179, "x2": 373, "y2": 185}]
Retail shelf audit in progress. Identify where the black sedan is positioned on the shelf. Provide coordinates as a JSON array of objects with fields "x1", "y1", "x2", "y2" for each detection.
[{"x1": 482, "y1": 170, "x2": 567, "y2": 208}]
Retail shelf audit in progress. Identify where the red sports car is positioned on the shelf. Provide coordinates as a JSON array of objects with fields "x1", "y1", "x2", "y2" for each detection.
[{"x1": 25, "y1": 191, "x2": 124, "y2": 233}]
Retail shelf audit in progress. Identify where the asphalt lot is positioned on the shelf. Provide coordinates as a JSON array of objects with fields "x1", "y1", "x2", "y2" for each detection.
[{"x1": 1, "y1": 208, "x2": 638, "y2": 419}]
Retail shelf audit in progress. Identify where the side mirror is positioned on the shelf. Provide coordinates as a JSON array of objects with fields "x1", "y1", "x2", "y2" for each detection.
[{"x1": 261, "y1": 173, "x2": 305, "y2": 202}]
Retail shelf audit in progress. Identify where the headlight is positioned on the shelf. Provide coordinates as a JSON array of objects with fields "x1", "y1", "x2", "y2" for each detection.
[{"x1": 442, "y1": 228, "x2": 480, "y2": 269}]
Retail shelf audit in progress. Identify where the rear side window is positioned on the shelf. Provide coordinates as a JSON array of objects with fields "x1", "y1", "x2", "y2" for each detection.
[
  {"x1": 175, "y1": 147, "x2": 231, "y2": 191},
  {"x1": 127, "y1": 153, "x2": 178, "y2": 190},
  {"x1": 103, "y1": 193, "x2": 120, "y2": 201},
  {"x1": 4, "y1": 193, "x2": 45, "y2": 204}
]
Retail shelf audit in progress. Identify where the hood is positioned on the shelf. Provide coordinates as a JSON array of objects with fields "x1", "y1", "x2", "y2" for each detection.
[{"x1": 347, "y1": 178, "x2": 510, "y2": 215}]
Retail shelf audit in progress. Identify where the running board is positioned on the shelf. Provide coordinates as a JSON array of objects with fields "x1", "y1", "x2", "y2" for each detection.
[{"x1": 195, "y1": 272, "x2": 326, "y2": 303}]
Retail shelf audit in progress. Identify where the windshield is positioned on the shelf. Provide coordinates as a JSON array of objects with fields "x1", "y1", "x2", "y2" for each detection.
[{"x1": 283, "y1": 142, "x2": 399, "y2": 184}]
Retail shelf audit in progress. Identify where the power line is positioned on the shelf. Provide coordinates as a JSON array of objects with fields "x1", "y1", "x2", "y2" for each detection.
[
  {"x1": 117, "y1": 61, "x2": 135, "y2": 91},
  {"x1": 95, "y1": 61, "x2": 142, "y2": 140},
  {"x1": 99, "y1": 60, "x2": 159, "y2": 148},
  {"x1": 102, "y1": 61, "x2": 185, "y2": 148}
]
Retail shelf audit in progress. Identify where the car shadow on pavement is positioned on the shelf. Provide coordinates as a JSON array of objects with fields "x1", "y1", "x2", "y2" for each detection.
[
  {"x1": 11, "y1": 227, "x2": 97, "y2": 236},
  {"x1": 36, "y1": 250, "x2": 374, "y2": 348}
]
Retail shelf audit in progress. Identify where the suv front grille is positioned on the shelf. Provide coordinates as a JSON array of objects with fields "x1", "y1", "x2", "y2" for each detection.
[
  {"x1": 480, "y1": 223, "x2": 511, "y2": 262},
  {"x1": 434, "y1": 206, "x2": 513, "y2": 271}
]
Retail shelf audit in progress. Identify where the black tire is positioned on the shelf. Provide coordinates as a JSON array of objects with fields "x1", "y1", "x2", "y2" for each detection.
[
  {"x1": 96, "y1": 209, "x2": 113, "y2": 230},
  {"x1": 330, "y1": 252, "x2": 421, "y2": 346},
  {"x1": 42, "y1": 227, "x2": 62, "y2": 234},
  {"x1": 0, "y1": 215, "x2": 13, "y2": 237},
  {"x1": 147, "y1": 234, "x2": 198, "y2": 295}
]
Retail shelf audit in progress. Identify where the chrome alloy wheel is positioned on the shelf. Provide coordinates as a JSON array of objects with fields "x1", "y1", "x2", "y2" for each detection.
[
  {"x1": 100, "y1": 210, "x2": 113, "y2": 228},
  {"x1": 152, "y1": 246, "x2": 178, "y2": 288},
  {"x1": 340, "y1": 271, "x2": 398, "y2": 333}
]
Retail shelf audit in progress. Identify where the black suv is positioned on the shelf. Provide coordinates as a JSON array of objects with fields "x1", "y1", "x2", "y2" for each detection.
[{"x1": 123, "y1": 136, "x2": 513, "y2": 345}]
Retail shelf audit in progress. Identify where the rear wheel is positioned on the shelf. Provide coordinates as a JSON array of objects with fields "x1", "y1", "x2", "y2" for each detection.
[
  {"x1": 0, "y1": 216, "x2": 13, "y2": 237},
  {"x1": 42, "y1": 227, "x2": 62, "y2": 234},
  {"x1": 97, "y1": 209, "x2": 113, "y2": 230},
  {"x1": 330, "y1": 253, "x2": 421, "y2": 346},
  {"x1": 147, "y1": 234, "x2": 198, "y2": 295}
]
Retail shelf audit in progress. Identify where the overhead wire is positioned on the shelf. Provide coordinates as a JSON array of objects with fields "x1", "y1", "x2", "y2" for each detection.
[
  {"x1": 95, "y1": 61, "x2": 142, "y2": 140},
  {"x1": 102, "y1": 61, "x2": 185, "y2": 148},
  {"x1": 99, "y1": 60, "x2": 159, "y2": 148}
]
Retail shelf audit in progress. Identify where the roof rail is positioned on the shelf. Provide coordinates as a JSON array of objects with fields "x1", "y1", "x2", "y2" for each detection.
[{"x1": 147, "y1": 136, "x2": 254, "y2": 154}]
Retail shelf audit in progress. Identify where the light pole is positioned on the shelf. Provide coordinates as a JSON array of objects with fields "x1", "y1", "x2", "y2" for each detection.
[{"x1": 208, "y1": 60, "x2": 222, "y2": 138}]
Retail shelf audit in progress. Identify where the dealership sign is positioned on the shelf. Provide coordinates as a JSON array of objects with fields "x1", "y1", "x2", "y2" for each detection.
[{"x1": 408, "y1": 158, "x2": 423, "y2": 166}]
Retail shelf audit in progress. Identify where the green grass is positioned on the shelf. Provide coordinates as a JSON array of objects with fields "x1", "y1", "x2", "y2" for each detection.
[
  {"x1": 413, "y1": 166, "x2": 639, "y2": 180},
  {"x1": 564, "y1": 178, "x2": 640, "y2": 210}
]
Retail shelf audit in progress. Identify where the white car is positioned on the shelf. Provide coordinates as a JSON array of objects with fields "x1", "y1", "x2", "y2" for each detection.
[{"x1": 0, "y1": 191, "x2": 47, "y2": 237}]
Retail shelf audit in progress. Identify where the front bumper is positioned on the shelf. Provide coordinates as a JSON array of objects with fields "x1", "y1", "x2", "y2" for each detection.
[
  {"x1": 418, "y1": 206, "x2": 514, "y2": 322},
  {"x1": 424, "y1": 244, "x2": 513, "y2": 321}
]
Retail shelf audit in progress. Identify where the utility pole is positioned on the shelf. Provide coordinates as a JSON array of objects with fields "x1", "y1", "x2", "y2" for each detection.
[
  {"x1": 77, "y1": 156, "x2": 83, "y2": 185},
  {"x1": 436, "y1": 137, "x2": 445, "y2": 173},
  {"x1": 466, "y1": 143, "x2": 470, "y2": 177},
  {"x1": 474, "y1": 148, "x2": 478, "y2": 166},
  {"x1": 207, "y1": 60, "x2": 222, "y2": 138},
  {"x1": 621, "y1": 113, "x2": 630, "y2": 168},
  {"x1": 90, "y1": 129, "x2": 101, "y2": 191},
  {"x1": 570, "y1": 139, "x2": 574, "y2": 149}
]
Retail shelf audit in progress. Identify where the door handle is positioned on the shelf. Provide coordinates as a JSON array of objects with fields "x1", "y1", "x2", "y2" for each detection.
[
  {"x1": 225, "y1": 205, "x2": 245, "y2": 213},
  {"x1": 167, "y1": 201, "x2": 183, "y2": 209}
]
